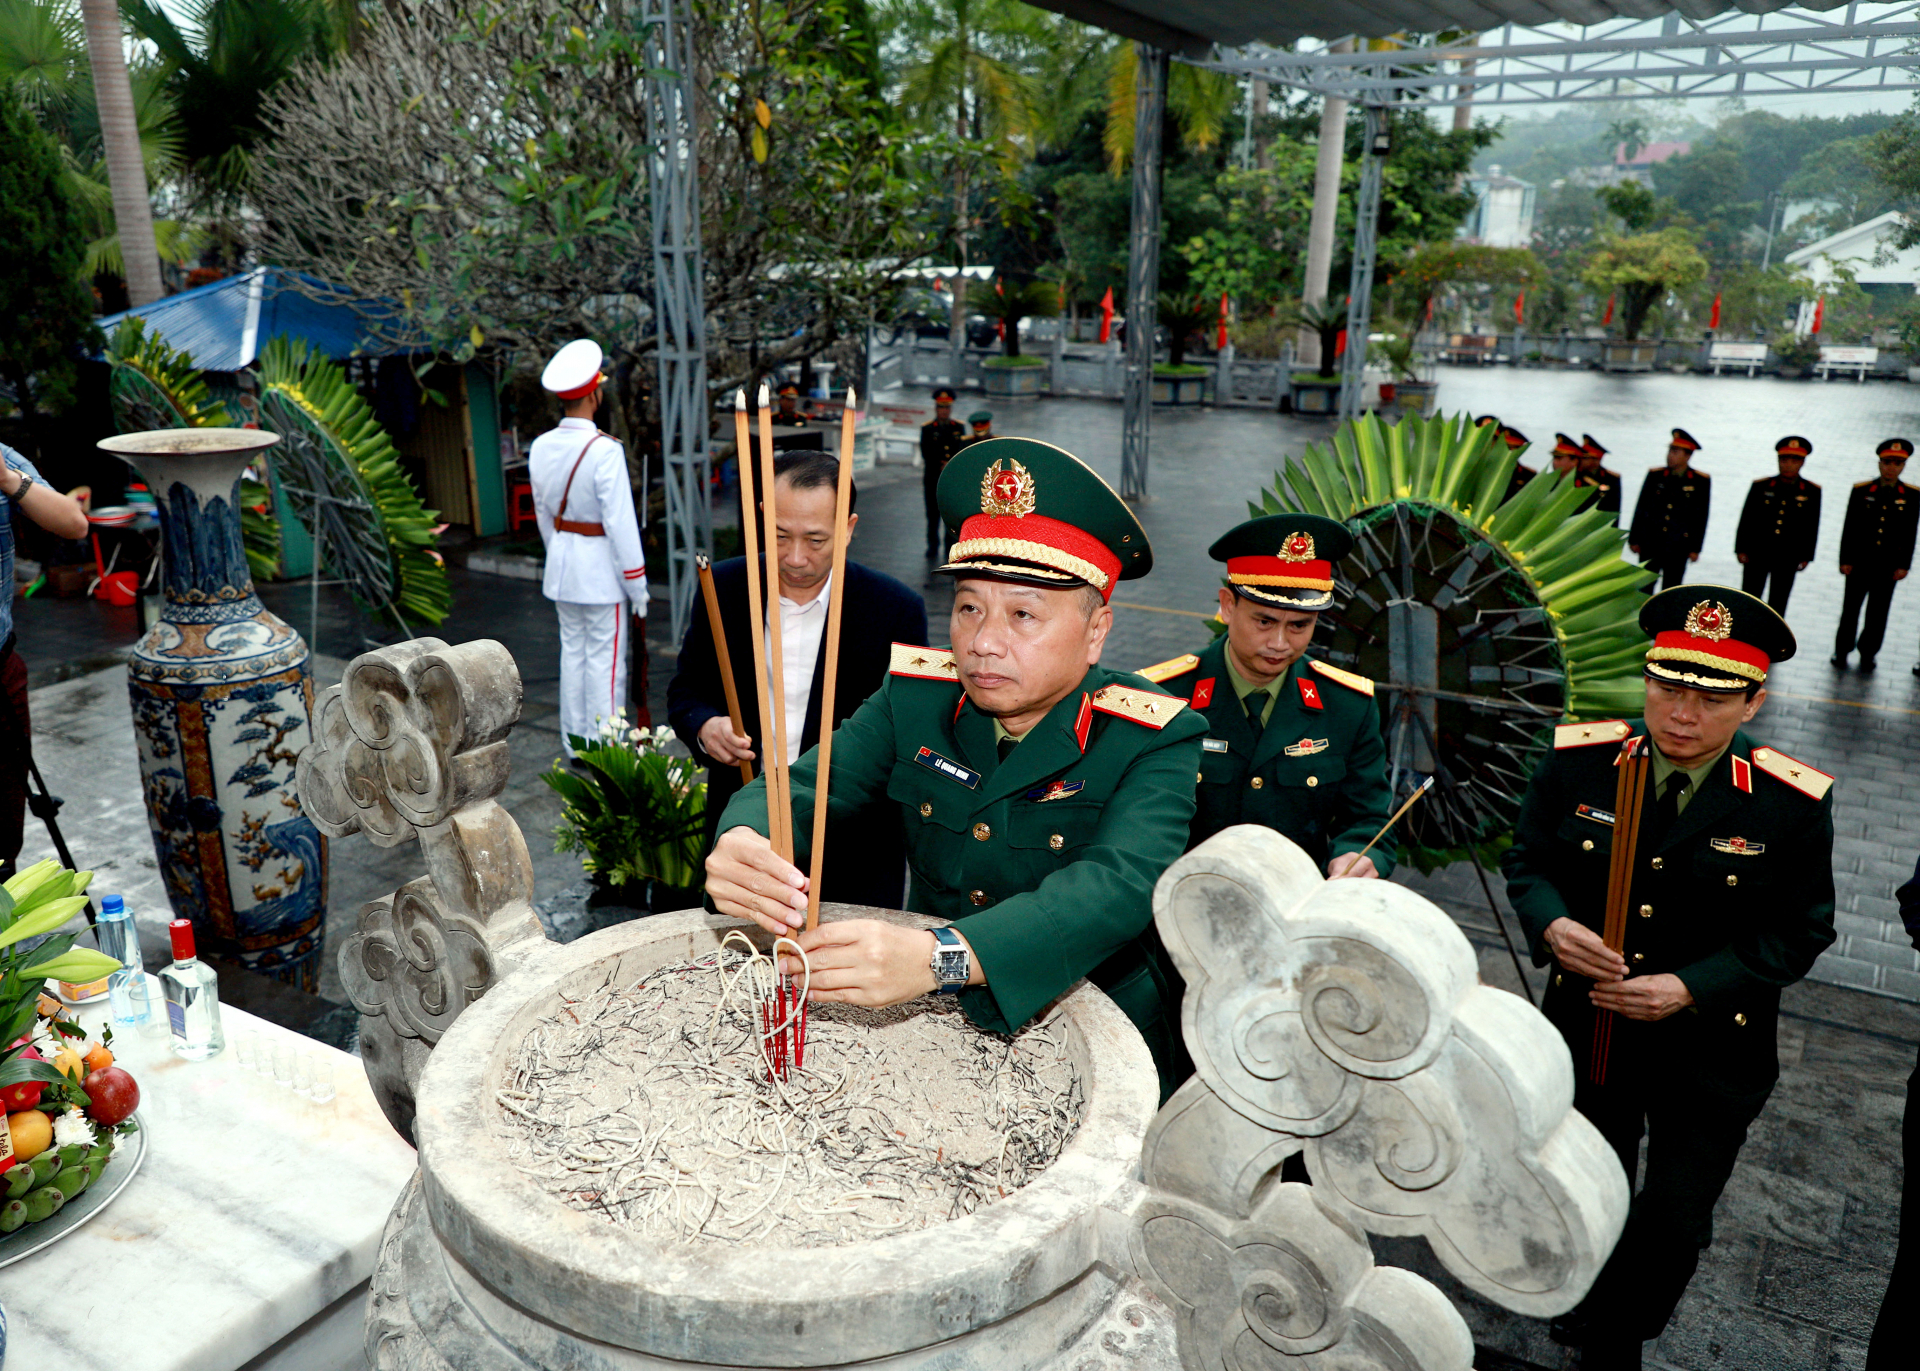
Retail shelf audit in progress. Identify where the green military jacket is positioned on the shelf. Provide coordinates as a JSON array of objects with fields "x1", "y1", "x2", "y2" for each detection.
[
  {"x1": 718, "y1": 647, "x2": 1207, "y2": 1050},
  {"x1": 1502, "y1": 719, "x2": 1836, "y2": 1103},
  {"x1": 1152, "y1": 639, "x2": 1396, "y2": 875}
]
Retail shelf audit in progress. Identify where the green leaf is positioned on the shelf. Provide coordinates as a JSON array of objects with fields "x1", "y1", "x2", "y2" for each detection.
[
  {"x1": 0, "y1": 896, "x2": 89, "y2": 952},
  {"x1": 20, "y1": 948, "x2": 121, "y2": 983}
]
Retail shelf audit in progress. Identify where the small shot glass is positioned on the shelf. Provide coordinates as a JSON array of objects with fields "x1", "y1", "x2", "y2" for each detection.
[
  {"x1": 271, "y1": 1041, "x2": 295, "y2": 1089},
  {"x1": 307, "y1": 1054, "x2": 336, "y2": 1105},
  {"x1": 293, "y1": 1050, "x2": 313, "y2": 1098},
  {"x1": 233, "y1": 1031, "x2": 255, "y2": 1073}
]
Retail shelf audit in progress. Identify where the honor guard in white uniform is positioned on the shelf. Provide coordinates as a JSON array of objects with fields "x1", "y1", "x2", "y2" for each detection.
[{"x1": 529, "y1": 340, "x2": 649, "y2": 753}]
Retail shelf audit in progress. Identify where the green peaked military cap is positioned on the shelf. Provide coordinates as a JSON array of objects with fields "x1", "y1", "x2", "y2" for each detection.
[
  {"x1": 1640, "y1": 583, "x2": 1795, "y2": 692},
  {"x1": 936, "y1": 437, "x2": 1151, "y2": 598},
  {"x1": 1208, "y1": 513, "x2": 1354, "y2": 612}
]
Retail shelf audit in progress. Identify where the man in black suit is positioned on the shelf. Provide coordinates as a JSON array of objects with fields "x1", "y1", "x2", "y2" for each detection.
[
  {"x1": 1869, "y1": 854, "x2": 1920, "y2": 1368},
  {"x1": 670, "y1": 452, "x2": 928, "y2": 909},
  {"x1": 1629, "y1": 428, "x2": 1712, "y2": 592},
  {"x1": 1735, "y1": 436, "x2": 1821, "y2": 615}
]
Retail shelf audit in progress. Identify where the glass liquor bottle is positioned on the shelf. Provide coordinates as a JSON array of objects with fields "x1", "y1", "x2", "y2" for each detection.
[{"x1": 159, "y1": 919, "x2": 225, "y2": 1060}]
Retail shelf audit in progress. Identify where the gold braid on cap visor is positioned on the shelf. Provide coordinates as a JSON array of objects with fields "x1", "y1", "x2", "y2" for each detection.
[
  {"x1": 948, "y1": 537, "x2": 1111, "y2": 590},
  {"x1": 1645, "y1": 646, "x2": 1766, "y2": 686},
  {"x1": 1229, "y1": 572, "x2": 1337, "y2": 590}
]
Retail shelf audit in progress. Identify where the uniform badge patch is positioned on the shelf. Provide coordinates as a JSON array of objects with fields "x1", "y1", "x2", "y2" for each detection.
[
  {"x1": 1710, "y1": 836, "x2": 1765, "y2": 855},
  {"x1": 1575, "y1": 804, "x2": 1616, "y2": 826},
  {"x1": 1283, "y1": 738, "x2": 1330, "y2": 757},
  {"x1": 1297, "y1": 677, "x2": 1324, "y2": 711},
  {"x1": 914, "y1": 746, "x2": 979, "y2": 789},
  {"x1": 1202, "y1": 738, "x2": 1231, "y2": 753},
  {"x1": 1192, "y1": 677, "x2": 1216, "y2": 708},
  {"x1": 1026, "y1": 779, "x2": 1086, "y2": 802},
  {"x1": 1554, "y1": 720, "x2": 1631, "y2": 749}
]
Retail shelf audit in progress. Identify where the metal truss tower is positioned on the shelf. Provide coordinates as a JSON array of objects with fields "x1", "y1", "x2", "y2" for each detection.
[
  {"x1": 1121, "y1": 45, "x2": 1169, "y2": 502},
  {"x1": 1338, "y1": 104, "x2": 1386, "y2": 425},
  {"x1": 644, "y1": 0, "x2": 712, "y2": 646}
]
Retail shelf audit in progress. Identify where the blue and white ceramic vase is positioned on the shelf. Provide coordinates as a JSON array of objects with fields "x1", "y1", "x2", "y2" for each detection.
[{"x1": 98, "y1": 430, "x2": 329, "y2": 990}]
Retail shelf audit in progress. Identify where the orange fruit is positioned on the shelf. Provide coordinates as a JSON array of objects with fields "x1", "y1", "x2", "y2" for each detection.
[
  {"x1": 51, "y1": 1047, "x2": 84, "y2": 1082},
  {"x1": 7, "y1": 1108, "x2": 51, "y2": 1163},
  {"x1": 83, "y1": 1044, "x2": 113, "y2": 1073}
]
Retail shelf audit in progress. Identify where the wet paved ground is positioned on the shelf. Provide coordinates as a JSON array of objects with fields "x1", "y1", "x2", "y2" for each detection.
[{"x1": 17, "y1": 365, "x2": 1920, "y2": 1367}]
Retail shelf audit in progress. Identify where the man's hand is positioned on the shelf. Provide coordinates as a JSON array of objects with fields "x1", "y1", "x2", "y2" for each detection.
[
  {"x1": 698, "y1": 716, "x2": 756, "y2": 764},
  {"x1": 1544, "y1": 916, "x2": 1627, "y2": 983},
  {"x1": 1327, "y1": 852, "x2": 1380, "y2": 880},
  {"x1": 1589, "y1": 972, "x2": 1693, "y2": 1021},
  {"x1": 1736, "y1": 553, "x2": 1748, "y2": 565},
  {"x1": 1629, "y1": 544, "x2": 1641, "y2": 556},
  {"x1": 1841, "y1": 564, "x2": 1853, "y2": 576},
  {"x1": 705, "y1": 826, "x2": 806, "y2": 933},
  {"x1": 1797, "y1": 561, "x2": 1808, "y2": 571},
  {"x1": 1898, "y1": 569, "x2": 1910, "y2": 582},
  {"x1": 777, "y1": 921, "x2": 981, "y2": 1007},
  {"x1": 1688, "y1": 552, "x2": 1700, "y2": 563}
]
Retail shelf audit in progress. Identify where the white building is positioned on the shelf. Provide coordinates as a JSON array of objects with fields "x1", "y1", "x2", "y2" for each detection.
[
  {"x1": 1459, "y1": 166, "x2": 1537, "y2": 248},
  {"x1": 1783, "y1": 211, "x2": 1920, "y2": 290}
]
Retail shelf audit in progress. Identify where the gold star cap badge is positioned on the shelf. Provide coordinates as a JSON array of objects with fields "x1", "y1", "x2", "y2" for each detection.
[
  {"x1": 1683, "y1": 599, "x2": 1733, "y2": 642},
  {"x1": 979, "y1": 457, "x2": 1038, "y2": 517}
]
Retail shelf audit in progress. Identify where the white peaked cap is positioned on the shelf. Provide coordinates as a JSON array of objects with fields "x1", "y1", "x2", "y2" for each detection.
[{"x1": 541, "y1": 339, "x2": 605, "y2": 396}]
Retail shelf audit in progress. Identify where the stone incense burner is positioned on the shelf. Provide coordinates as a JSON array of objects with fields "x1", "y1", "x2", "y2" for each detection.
[{"x1": 303, "y1": 640, "x2": 1631, "y2": 1371}]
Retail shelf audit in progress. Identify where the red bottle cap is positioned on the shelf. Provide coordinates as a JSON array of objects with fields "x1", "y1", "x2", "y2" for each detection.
[{"x1": 168, "y1": 919, "x2": 196, "y2": 961}]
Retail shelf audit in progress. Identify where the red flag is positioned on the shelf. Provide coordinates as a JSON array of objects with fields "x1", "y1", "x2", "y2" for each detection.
[
  {"x1": 1602, "y1": 294, "x2": 1615, "y2": 326},
  {"x1": 1334, "y1": 328, "x2": 1348, "y2": 358},
  {"x1": 1098, "y1": 286, "x2": 1114, "y2": 344},
  {"x1": 1811, "y1": 296, "x2": 1825, "y2": 335},
  {"x1": 1425, "y1": 296, "x2": 1434, "y2": 322},
  {"x1": 1709, "y1": 293, "x2": 1721, "y2": 330},
  {"x1": 1217, "y1": 291, "x2": 1230, "y2": 350},
  {"x1": 1513, "y1": 290, "x2": 1525, "y2": 324}
]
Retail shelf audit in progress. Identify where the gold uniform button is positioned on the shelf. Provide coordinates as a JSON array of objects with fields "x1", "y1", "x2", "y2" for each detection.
[
  {"x1": 1650, "y1": 857, "x2": 1663, "y2": 870},
  {"x1": 1553, "y1": 974, "x2": 1563, "y2": 987},
  {"x1": 973, "y1": 823, "x2": 991, "y2": 841},
  {"x1": 1734, "y1": 1012, "x2": 1748, "y2": 1026},
  {"x1": 1639, "y1": 904, "x2": 1653, "y2": 918},
  {"x1": 1048, "y1": 834, "x2": 1064, "y2": 851},
  {"x1": 1197, "y1": 772, "x2": 1204, "y2": 784},
  {"x1": 1726, "y1": 874, "x2": 1738, "y2": 887},
  {"x1": 1306, "y1": 776, "x2": 1319, "y2": 788},
  {"x1": 1582, "y1": 839, "x2": 1594, "y2": 852},
  {"x1": 1250, "y1": 777, "x2": 1265, "y2": 790},
  {"x1": 1632, "y1": 952, "x2": 1645, "y2": 964},
  {"x1": 968, "y1": 890, "x2": 990, "y2": 907},
  {"x1": 919, "y1": 802, "x2": 933, "y2": 818}
]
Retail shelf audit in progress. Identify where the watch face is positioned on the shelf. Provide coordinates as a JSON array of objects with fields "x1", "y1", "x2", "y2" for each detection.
[{"x1": 934, "y1": 949, "x2": 968, "y2": 983}]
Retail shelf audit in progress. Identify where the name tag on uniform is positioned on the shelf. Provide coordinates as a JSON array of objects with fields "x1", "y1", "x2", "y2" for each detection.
[
  {"x1": 1202, "y1": 738, "x2": 1231, "y2": 754},
  {"x1": 914, "y1": 747, "x2": 979, "y2": 789},
  {"x1": 1026, "y1": 779, "x2": 1086, "y2": 801},
  {"x1": 1575, "y1": 804, "x2": 1616, "y2": 826}
]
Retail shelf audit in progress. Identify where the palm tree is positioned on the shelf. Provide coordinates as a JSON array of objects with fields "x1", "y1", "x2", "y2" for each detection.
[
  {"x1": 77, "y1": 0, "x2": 161, "y2": 303},
  {"x1": 1102, "y1": 41, "x2": 1237, "y2": 176}
]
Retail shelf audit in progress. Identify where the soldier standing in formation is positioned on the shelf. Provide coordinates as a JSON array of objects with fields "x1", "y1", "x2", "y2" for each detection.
[
  {"x1": 963, "y1": 409, "x2": 996, "y2": 445},
  {"x1": 771, "y1": 382, "x2": 810, "y2": 427},
  {"x1": 705, "y1": 437, "x2": 1206, "y2": 1097},
  {"x1": 1551, "y1": 433, "x2": 1587, "y2": 492},
  {"x1": 1735, "y1": 436, "x2": 1821, "y2": 615},
  {"x1": 1629, "y1": 429, "x2": 1711, "y2": 592},
  {"x1": 1576, "y1": 434, "x2": 1623, "y2": 524},
  {"x1": 919, "y1": 387, "x2": 966, "y2": 557},
  {"x1": 1832, "y1": 438, "x2": 1918, "y2": 671},
  {"x1": 1143, "y1": 514, "x2": 1392, "y2": 878},
  {"x1": 1505, "y1": 586, "x2": 1835, "y2": 1371}
]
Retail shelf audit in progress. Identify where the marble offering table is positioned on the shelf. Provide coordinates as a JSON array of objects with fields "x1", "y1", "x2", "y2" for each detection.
[{"x1": 0, "y1": 1003, "x2": 414, "y2": 1371}]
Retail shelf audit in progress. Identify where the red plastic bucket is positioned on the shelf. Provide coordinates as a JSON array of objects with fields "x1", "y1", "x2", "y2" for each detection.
[{"x1": 97, "y1": 572, "x2": 138, "y2": 606}]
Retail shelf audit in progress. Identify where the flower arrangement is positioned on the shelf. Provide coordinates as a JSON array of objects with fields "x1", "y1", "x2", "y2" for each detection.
[{"x1": 543, "y1": 712, "x2": 708, "y2": 896}]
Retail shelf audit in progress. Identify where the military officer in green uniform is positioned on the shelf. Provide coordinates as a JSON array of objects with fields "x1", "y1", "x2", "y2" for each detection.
[
  {"x1": 1831, "y1": 437, "x2": 1919, "y2": 671},
  {"x1": 1143, "y1": 513, "x2": 1393, "y2": 879},
  {"x1": 706, "y1": 437, "x2": 1207, "y2": 1095},
  {"x1": 1503, "y1": 586, "x2": 1836, "y2": 1370},
  {"x1": 1735, "y1": 435, "x2": 1821, "y2": 615},
  {"x1": 920, "y1": 387, "x2": 966, "y2": 557},
  {"x1": 1629, "y1": 428, "x2": 1711, "y2": 591},
  {"x1": 772, "y1": 382, "x2": 809, "y2": 426},
  {"x1": 963, "y1": 409, "x2": 996, "y2": 444}
]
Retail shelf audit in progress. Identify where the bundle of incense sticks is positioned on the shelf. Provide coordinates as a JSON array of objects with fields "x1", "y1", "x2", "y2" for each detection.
[
  {"x1": 731, "y1": 384, "x2": 859, "y2": 1081},
  {"x1": 1591, "y1": 734, "x2": 1651, "y2": 1085}
]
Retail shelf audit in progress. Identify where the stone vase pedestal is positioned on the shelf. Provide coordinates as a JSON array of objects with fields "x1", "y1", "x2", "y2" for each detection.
[{"x1": 99, "y1": 428, "x2": 328, "y2": 990}]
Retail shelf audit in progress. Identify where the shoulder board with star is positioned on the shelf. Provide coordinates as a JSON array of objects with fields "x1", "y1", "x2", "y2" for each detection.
[
  {"x1": 889, "y1": 644, "x2": 959, "y2": 683},
  {"x1": 1554, "y1": 720, "x2": 1632, "y2": 749},
  {"x1": 1856, "y1": 479, "x2": 1877, "y2": 489},
  {"x1": 1750, "y1": 746, "x2": 1834, "y2": 801},
  {"x1": 1090, "y1": 683, "x2": 1186, "y2": 729},
  {"x1": 1136, "y1": 653, "x2": 1200, "y2": 684},
  {"x1": 1309, "y1": 660, "x2": 1374, "y2": 697}
]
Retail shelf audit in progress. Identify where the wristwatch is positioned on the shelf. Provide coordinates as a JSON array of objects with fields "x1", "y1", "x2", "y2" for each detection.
[
  {"x1": 9, "y1": 473, "x2": 30, "y2": 503},
  {"x1": 929, "y1": 927, "x2": 969, "y2": 994}
]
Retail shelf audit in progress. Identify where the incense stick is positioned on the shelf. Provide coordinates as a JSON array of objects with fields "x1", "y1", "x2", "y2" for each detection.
[
  {"x1": 735, "y1": 391, "x2": 774, "y2": 821},
  {"x1": 1339, "y1": 774, "x2": 1435, "y2": 873},
  {"x1": 696, "y1": 551, "x2": 754, "y2": 785},
  {"x1": 805, "y1": 388, "x2": 860, "y2": 931},
  {"x1": 757, "y1": 384, "x2": 793, "y2": 863}
]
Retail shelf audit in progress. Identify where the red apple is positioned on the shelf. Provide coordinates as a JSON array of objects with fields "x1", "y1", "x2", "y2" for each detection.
[
  {"x1": 83, "y1": 1066, "x2": 139, "y2": 1127},
  {"x1": 0, "y1": 1048, "x2": 46, "y2": 1112}
]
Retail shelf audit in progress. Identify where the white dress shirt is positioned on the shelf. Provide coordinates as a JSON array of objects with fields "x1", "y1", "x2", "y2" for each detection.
[{"x1": 766, "y1": 574, "x2": 830, "y2": 767}]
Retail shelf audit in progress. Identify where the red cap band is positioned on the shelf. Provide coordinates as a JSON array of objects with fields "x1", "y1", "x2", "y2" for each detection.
[
  {"x1": 169, "y1": 918, "x2": 196, "y2": 961},
  {"x1": 951, "y1": 512, "x2": 1122, "y2": 598},
  {"x1": 1225, "y1": 554, "x2": 1334, "y2": 591},
  {"x1": 553, "y1": 376, "x2": 601, "y2": 401},
  {"x1": 1647, "y1": 630, "x2": 1770, "y2": 681}
]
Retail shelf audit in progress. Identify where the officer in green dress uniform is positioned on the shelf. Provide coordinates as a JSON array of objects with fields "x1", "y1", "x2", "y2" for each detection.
[
  {"x1": 1735, "y1": 436, "x2": 1821, "y2": 615},
  {"x1": 706, "y1": 437, "x2": 1207, "y2": 1096},
  {"x1": 772, "y1": 382, "x2": 810, "y2": 426},
  {"x1": 920, "y1": 387, "x2": 966, "y2": 557},
  {"x1": 1629, "y1": 428, "x2": 1711, "y2": 592},
  {"x1": 963, "y1": 409, "x2": 996, "y2": 445},
  {"x1": 1576, "y1": 434, "x2": 1623, "y2": 524},
  {"x1": 1142, "y1": 514, "x2": 1393, "y2": 878},
  {"x1": 1831, "y1": 437, "x2": 1919, "y2": 671},
  {"x1": 1477, "y1": 415, "x2": 1537, "y2": 503},
  {"x1": 1551, "y1": 432, "x2": 1586, "y2": 490},
  {"x1": 1503, "y1": 586, "x2": 1836, "y2": 1370}
]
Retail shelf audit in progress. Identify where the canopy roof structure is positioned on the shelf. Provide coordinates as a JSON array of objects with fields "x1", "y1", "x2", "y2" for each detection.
[{"x1": 97, "y1": 267, "x2": 415, "y2": 372}]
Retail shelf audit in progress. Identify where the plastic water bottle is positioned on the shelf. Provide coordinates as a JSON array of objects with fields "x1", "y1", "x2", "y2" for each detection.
[{"x1": 96, "y1": 895, "x2": 148, "y2": 1028}]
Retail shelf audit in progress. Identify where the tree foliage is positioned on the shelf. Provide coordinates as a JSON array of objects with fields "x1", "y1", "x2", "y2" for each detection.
[
  {"x1": 1392, "y1": 242, "x2": 1545, "y2": 322},
  {"x1": 1581, "y1": 228, "x2": 1708, "y2": 340},
  {"x1": 0, "y1": 78, "x2": 99, "y2": 426}
]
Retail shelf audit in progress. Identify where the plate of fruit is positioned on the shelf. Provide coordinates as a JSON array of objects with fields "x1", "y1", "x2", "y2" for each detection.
[{"x1": 0, "y1": 862, "x2": 147, "y2": 1263}]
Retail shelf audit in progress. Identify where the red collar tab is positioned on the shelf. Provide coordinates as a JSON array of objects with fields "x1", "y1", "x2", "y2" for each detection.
[
  {"x1": 1731, "y1": 755, "x2": 1753, "y2": 794},
  {"x1": 1298, "y1": 676, "x2": 1324, "y2": 711},
  {"x1": 1074, "y1": 693, "x2": 1092, "y2": 752},
  {"x1": 1191, "y1": 677, "x2": 1216, "y2": 709}
]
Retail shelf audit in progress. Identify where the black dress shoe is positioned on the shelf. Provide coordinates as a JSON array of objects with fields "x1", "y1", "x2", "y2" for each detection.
[
  {"x1": 1862, "y1": 657, "x2": 1877, "y2": 671},
  {"x1": 1581, "y1": 1338, "x2": 1643, "y2": 1371},
  {"x1": 1549, "y1": 1311, "x2": 1592, "y2": 1346},
  {"x1": 1830, "y1": 655, "x2": 1848, "y2": 667}
]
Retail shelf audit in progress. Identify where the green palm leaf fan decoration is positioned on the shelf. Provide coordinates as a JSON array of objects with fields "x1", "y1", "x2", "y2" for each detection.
[
  {"x1": 104, "y1": 318, "x2": 282, "y2": 582},
  {"x1": 1255, "y1": 409, "x2": 1653, "y2": 870},
  {"x1": 258, "y1": 337, "x2": 451, "y2": 626}
]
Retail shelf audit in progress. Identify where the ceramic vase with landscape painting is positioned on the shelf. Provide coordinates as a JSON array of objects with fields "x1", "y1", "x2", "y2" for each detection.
[{"x1": 98, "y1": 429, "x2": 328, "y2": 990}]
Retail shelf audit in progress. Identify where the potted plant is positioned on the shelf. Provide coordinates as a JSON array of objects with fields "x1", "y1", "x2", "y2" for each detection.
[
  {"x1": 1287, "y1": 299, "x2": 1346, "y2": 414},
  {"x1": 1582, "y1": 227, "x2": 1708, "y2": 372},
  {"x1": 1148, "y1": 294, "x2": 1214, "y2": 404},
  {"x1": 543, "y1": 713, "x2": 709, "y2": 915},
  {"x1": 978, "y1": 280, "x2": 1058, "y2": 397},
  {"x1": 1771, "y1": 332, "x2": 1821, "y2": 379},
  {"x1": 1370, "y1": 331, "x2": 1436, "y2": 413}
]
